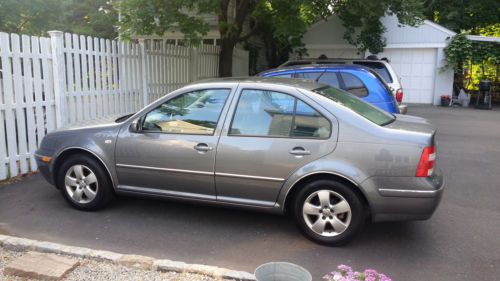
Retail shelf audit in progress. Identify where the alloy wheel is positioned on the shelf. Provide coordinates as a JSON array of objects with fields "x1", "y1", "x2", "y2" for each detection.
[
  {"x1": 302, "y1": 190, "x2": 352, "y2": 237},
  {"x1": 64, "y1": 164, "x2": 98, "y2": 204}
]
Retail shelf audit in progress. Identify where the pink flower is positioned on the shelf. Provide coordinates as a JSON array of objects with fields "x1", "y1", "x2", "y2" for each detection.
[
  {"x1": 364, "y1": 269, "x2": 378, "y2": 277},
  {"x1": 337, "y1": 264, "x2": 353, "y2": 273}
]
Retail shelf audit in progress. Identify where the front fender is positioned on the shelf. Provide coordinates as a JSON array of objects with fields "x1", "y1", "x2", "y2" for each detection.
[{"x1": 42, "y1": 124, "x2": 122, "y2": 188}]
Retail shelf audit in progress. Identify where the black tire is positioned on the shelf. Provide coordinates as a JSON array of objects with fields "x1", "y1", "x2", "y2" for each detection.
[
  {"x1": 292, "y1": 179, "x2": 365, "y2": 246},
  {"x1": 56, "y1": 154, "x2": 114, "y2": 211}
]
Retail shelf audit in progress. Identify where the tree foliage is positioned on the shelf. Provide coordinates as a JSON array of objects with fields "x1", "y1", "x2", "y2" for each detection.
[
  {"x1": 117, "y1": 0, "x2": 424, "y2": 75},
  {"x1": 423, "y1": 0, "x2": 500, "y2": 33},
  {"x1": 334, "y1": 0, "x2": 424, "y2": 54},
  {"x1": 444, "y1": 34, "x2": 500, "y2": 90},
  {"x1": 0, "y1": 0, "x2": 117, "y2": 38}
]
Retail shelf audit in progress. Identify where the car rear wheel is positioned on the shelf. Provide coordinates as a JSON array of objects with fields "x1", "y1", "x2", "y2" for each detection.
[
  {"x1": 292, "y1": 179, "x2": 365, "y2": 245},
  {"x1": 57, "y1": 154, "x2": 113, "y2": 211}
]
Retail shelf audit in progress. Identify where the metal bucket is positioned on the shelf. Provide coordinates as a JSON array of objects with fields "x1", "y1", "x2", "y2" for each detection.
[{"x1": 254, "y1": 262, "x2": 312, "y2": 281}]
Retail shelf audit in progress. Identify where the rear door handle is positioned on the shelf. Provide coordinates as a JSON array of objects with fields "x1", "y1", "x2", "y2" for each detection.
[
  {"x1": 194, "y1": 143, "x2": 213, "y2": 152},
  {"x1": 289, "y1": 147, "x2": 311, "y2": 156}
]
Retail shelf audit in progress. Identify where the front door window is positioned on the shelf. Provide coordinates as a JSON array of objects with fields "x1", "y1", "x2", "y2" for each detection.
[{"x1": 143, "y1": 89, "x2": 231, "y2": 135}]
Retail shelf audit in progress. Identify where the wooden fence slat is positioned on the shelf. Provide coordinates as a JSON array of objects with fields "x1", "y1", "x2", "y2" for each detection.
[
  {"x1": 94, "y1": 37, "x2": 102, "y2": 117},
  {"x1": 72, "y1": 34, "x2": 83, "y2": 122},
  {"x1": 64, "y1": 33, "x2": 76, "y2": 124},
  {"x1": 105, "y1": 40, "x2": 114, "y2": 114},
  {"x1": 21, "y1": 35, "x2": 37, "y2": 169},
  {"x1": 11, "y1": 33, "x2": 29, "y2": 173},
  {"x1": 87, "y1": 36, "x2": 96, "y2": 119},
  {"x1": 31, "y1": 36, "x2": 46, "y2": 148},
  {"x1": 0, "y1": 33, "x2": 18, "y2": 177},
  {"x1": 99, "y1": 39, "x2": 108, "y2": 116},
  {"x1": 111, "y1": 41, "x2": 120, "y2": 114},
  {"x1": 80, "y1": 35, "x2": 89, "y2": 120}
]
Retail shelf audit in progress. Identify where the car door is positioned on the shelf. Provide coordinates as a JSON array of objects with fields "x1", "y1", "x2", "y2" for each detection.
[
  {"x1": 215, "y1": 84, "x2": 338, "y2": 207},
  {"x1": 114, "y1": 87, "x2": 234, "y2": 200}
]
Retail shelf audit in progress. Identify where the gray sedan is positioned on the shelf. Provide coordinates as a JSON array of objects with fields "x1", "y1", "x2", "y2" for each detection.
[{"x1": 35, "y1": 77, "x2": 444, "y2": 245}]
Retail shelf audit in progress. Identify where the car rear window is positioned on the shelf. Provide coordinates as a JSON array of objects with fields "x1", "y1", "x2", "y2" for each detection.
[
  {"x1": 353, "y1": 61, "x2": 393, "y2": 83},
  {"x1": 314, "y1": 86, "x2": 395, "y2": 126}
]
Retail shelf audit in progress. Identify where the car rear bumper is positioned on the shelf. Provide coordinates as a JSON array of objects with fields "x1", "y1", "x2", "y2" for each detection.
[
  {"x1": 360, "y1": 168, "x2": 444, "y2": 222},
  {"x1": 398, "y1": 104, "x2": 408, "y2": 114}
]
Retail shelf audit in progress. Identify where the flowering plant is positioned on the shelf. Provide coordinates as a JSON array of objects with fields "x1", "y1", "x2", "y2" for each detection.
[
  {"x1": 323, "y1": 265, "x2": 392, "y2": 281},
  {"x1": 440, "y1": 95, "x2": 451, "y2": 101}
]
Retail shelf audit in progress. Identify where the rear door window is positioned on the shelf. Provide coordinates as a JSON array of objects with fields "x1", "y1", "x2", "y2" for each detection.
[
  {"x1": 353, "y1": 61, "x2": 393, "y2": 83},
  {"x1": 317, "y1": 72, "x2": 340, "y2": 88},
  {"x1": 339, "y1": 72, "x2": 368, "y2": 98}
]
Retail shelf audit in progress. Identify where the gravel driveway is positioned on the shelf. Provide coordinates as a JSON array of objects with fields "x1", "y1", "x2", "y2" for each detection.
[{"x1": 0, "y1": 249, "x2": 229, "y2": 281}]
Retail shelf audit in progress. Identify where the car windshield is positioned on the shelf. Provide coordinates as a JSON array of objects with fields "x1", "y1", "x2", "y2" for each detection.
[{"x1": 314, "y1": 87, "x2": 395, "y2": 126}]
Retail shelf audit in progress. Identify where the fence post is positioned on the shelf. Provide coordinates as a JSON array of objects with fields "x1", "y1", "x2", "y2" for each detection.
[
  {"x1": 138, "y1": 39, "x2": 148, "y2": 107},
  {"x1": 48, "y1": 31, "x2": 67, "y2": 128}
]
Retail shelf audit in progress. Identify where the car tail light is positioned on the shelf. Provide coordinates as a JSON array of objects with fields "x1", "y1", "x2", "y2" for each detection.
[
  {"x1": 416, "y1": 146, "x2": 436, "y2": 177},
  {"x1": 396, "y1": 89, "x2": 403, "y2": 103}
]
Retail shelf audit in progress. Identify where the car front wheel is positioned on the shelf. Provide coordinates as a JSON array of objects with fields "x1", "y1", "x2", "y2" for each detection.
[
  {"x1": 293, "y1": 179, "x2": 365, "y2": 245},
  {"x1": 57, "y1": 154, "x2": 113, "y2": 211}
]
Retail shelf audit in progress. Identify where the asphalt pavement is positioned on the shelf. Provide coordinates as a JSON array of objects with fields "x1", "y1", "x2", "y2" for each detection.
[{"x1": 1, "y1": 105, "x2": 499, "y2": 280}]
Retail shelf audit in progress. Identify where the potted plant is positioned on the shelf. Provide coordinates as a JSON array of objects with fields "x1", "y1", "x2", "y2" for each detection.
[{"x1": 440, "y1": 95, "x2": 451, "y2": 106}]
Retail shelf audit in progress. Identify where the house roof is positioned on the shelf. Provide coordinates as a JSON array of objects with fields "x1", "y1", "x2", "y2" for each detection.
[
  {"x1": 303, "y1": 15, "x2": 457, "y2": 48},
  {"x1": 422, "y1": 20, "x2": 456, "y2": 36}
]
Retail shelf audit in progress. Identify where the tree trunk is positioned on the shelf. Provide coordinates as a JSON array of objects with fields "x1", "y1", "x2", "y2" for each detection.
[{"x1": 219, "y1": 39, "x2": 235, "y2": 77}]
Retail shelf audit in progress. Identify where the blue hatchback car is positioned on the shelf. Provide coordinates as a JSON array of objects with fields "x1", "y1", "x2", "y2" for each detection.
[{"x1": 258, "y1": 65, "x2": 400, "y2": 114}]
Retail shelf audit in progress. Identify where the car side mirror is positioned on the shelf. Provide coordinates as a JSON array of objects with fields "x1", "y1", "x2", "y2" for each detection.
[{"x1": 129, "y1": 118, "x2": 142, "y2": 133}]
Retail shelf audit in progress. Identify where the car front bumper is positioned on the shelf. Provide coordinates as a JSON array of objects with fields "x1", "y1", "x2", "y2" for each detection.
[
  {"x1": 361, "y1": 168, "x2": 444, "y2": 222},
  {"x1": 35, "y1": 152, "x2": 56, "y2": 186}
]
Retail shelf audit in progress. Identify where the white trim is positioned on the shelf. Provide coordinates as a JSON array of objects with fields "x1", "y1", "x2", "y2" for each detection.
[
  {"x1": 216, "y1": 172, "x2": 285, "y2": 182},
  {"x1": 466, "y1": 35, "x2": 500, "y2": 43},
  {"x1": 423, "y1": 20, "x2": 457, "y2": 36},
  {"x1": 116, "y1": 163, "x2": 213, "y2": 176},
  {"x1": 385, "y1": 43, "x2": 447, "y2": 49}
]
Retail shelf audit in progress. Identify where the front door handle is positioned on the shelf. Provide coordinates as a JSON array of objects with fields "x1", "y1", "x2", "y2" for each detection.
[
  {"x1": 289, "y1": 147, "x2": 311, "y2": 156},
  {"x1": 194, "y1": 143, "x2": 213, "y2": 152}
]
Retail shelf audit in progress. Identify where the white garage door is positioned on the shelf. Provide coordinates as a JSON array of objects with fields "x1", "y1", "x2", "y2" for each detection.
[{"x1": 378, "y1": 48, "x2": 437, "y2": 103}]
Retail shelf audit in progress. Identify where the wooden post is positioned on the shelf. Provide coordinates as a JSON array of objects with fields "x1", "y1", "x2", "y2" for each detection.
[{"x1": 48, "y1": 31, "x2": 67, "y2": 128}]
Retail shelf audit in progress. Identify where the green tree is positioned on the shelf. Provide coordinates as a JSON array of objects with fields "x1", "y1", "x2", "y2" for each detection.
[
  {"x1": 117, "y1": 0, "x2": 424, "y2": 76},
  {"x1": 0, "y1": 0, "x2": 117, "y2": 38},
  {"x1": 423, "y1": 0, "x2": 500, "y2": 33}
]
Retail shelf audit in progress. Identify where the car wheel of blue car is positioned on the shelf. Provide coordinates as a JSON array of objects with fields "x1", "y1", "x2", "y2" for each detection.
[
  {"x1": 57, "y1": 154, "x2": 114, "y2": 211},
  {"x1": 293, "y1": 179, "x2": 365, "y2": 246}
]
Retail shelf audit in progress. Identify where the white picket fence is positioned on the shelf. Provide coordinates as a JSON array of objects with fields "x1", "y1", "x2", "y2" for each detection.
[{"x1": 0, "y1": 31, "x2": 249, "y2": 180}]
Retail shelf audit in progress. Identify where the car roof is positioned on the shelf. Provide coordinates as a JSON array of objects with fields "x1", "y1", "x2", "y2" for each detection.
[
  {"x1": 280, "y1": 58, "x2": 390, "y2": 67},
  {"x1": 194, "y1": 76, "x2": 325, "y2": 91},
  {"x1": 258, "y1": 64, "x2": 376, "y2": 76}
]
